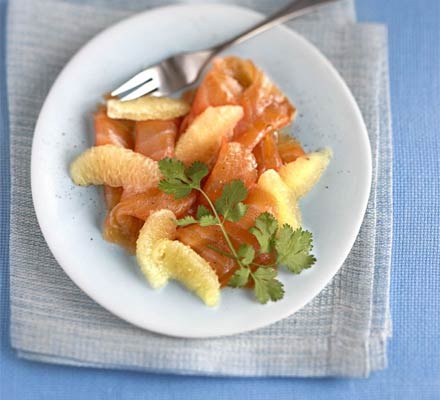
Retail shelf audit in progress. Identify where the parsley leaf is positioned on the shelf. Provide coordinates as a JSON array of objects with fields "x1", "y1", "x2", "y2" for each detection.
[
  {"x1": 156, "y1": 158, "x2": 318, "y2": 305},
  {"x1": 238, "y1": 244, "x2": 255, "y2": 266},
  {"x1": 176, "y1": 216, "x2": 199, "y2": 226},
  {"x1": 249, "y1": 212, "x2": 278, "y2": 253},
  {"x1": 215, "y1": 180, "x2": 248, "y2": 222},
  {"x1": 253, "y1": 267, "x2": 285, "y2": 304},
  {"x1": 186, "y1": 161, "x2": 209, "y2": 187},
  {"x1": 158, "y1": 179, "x2": 192, "y2": 199},
  {"x1": 275, "y1": 225, "x2": 316, "y2": 274},
  {"x1": 196, "y1": 205, "x2": 212, "y2": 219},
  {"x1": 226, "y1": 202, "x2": 248, "y2": 222},
  {"x1": 199, "y1": 215, "x2": 217, "y2": 227},
  {"x1": 195, "y1": 205, "x2": 217, "y2": 226},
  {"x1": 228, "y1": 267, "x2": 250, "y2": 288},
  {"x1": 158, "y1": 158, "x2": 187, "y2": 181}
]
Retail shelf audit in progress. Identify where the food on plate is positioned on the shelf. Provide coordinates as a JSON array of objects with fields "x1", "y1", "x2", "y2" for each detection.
[
  {"x1": 70, "y1": 144, "x2": 160, "y2": 193},
  {"x1": 107, "y1": 95, "x2": 189, "y2": 121},
  {"x1": 134, "y1": 118, "x2": 180, "y2": 161},
  {"x1": 257, "y1": 169, "x2": 301, "y2": 229},
  {"x1": 136, "y1": 209, "x2": 221, "y2": 307},
  {"x1": 94, "y1": 106, "x2": 134, "y2": 210},
  {"x1": 103, "y1": 188, "x2": 196, "y2": 253},
  {"x1": 279, "y1": 148, "x2": 332, "y2": 198},
  {"x1": 70, "y1": 56, "x2": 331, "y2": 306},
  {"x1": 276, "y1": 133, "x2": 305, "y2": 164},
  {"x1": 174, "y1": 105, "x2": 244, "y2": 166}
]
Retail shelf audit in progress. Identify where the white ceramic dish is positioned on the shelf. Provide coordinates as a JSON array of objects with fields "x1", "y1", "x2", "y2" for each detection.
[{"x1": 31, "y1": 4, "x2": 371, "y2": 338}]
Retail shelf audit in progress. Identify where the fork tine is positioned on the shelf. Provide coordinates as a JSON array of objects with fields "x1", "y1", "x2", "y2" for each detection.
[
  {"x1": 119, "y1": 78, "x2": 159, "y2": 101},
  {"x1": 111, "y1": 68, "x2": 156, "y2": 97}
]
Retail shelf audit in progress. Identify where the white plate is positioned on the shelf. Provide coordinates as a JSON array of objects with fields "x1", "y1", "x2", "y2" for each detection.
[{"x1": 31, "y1": 4, "x2": 371, "y2": 338}]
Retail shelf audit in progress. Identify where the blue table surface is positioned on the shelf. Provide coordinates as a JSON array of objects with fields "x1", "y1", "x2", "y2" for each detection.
[{"x1": 1, "y1": 0, "x2": 440, "y2": 398}]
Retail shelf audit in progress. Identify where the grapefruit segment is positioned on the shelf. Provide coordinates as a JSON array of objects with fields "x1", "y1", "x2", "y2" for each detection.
[
  {"x1": 136, "y1": 210, "x2": 220, "y2": 306},
  {"x1": 153, "y1": 239, "x2": 220, "y2": 307},
  {"x1": 279, "y1": 148, "x2": 332, "y2": 198},
  {"x1": 175, "y1": 105, "x2": 243, "y2": 167},
  {"x1": 107, "y1": 96, "x2": 189, "y2": 121},
  {"x1": 70, "y1": 144, "x2": 161, "y2": 193},
  {"x1": 257, "y1": 169, "x2": 301, "y2": 230},
  {"x1": 136, "y1": 210, "x2": 178, "y2": 288}
]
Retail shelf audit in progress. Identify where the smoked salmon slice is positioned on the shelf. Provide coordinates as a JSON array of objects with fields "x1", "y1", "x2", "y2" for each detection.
[
  {"x1": 177, "y1": 181, "x2": 278, "y2": 285},
  {"x1": 94, "y1": 105, "x2": 135, "y2": 149},
  {"x1": 176, "y1": 222, "x2": 274, "y2": 287},
  {"x1": 183, "y1": 57, "x2": 295, "y2": 151},
  {"x1": 134, "y1": 118, "x2": 180, "y2": 161},
  {"x1": 94, "y1": 106, "x2": 135, "y2": 210},
  {"x1": 96, "y1": 107, "x2": 181, "y2": 251},
  {"x1": 201, "y1": 141, "x2": 257, "y2": 204},
  {"x1": 104, "y1": 189, "x2": 196, "y2": 253},
  {"x1": 103, "y1": 186, "x2": 123, "y2": 210},
  {"x1": 253, "y1": 131, "x2": 283, "y2": 175},
  {"x1": 277, "y1": 133, "x2": 306, "y2": 163},
  {"x1": 238, "y1": 185, "x2": 279, "y2": 231}
]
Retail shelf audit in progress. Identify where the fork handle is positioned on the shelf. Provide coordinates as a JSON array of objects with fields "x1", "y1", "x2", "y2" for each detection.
[{"x1": 212, "y1": 0, "x2": 337, "y2": 54}]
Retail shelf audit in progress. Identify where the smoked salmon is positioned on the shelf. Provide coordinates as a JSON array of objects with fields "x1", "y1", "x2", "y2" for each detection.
[
  {"x1": 92, "y1": 57, "x2": 301, "y2": 283},
  {"x1": 94, "y1": 106, "x2": 135, "y2": 210},
  {"x1": 183, "y1": 57, "x2": 295, "y2": 151},
  {"x1": 277, "y1": 133, "x2": 306, "y2": 163},
  {"x1": 253, "y1": 132, "x2": 283, "y2": 175},
  {"x1": 134, "y1": 118, "x2": 180, "y2": 161},
  {"x1": 176, "y1": 222, "x2": 274, "y2": 287},
  {"x1": 104, "y1": 189, "x2": 196, "y2": 253},
  {"x1": 201, "y1": 141, "x2": 257, "y2": 204},
  {"x1": 104, "y1": 117, "x2": 181, "y2": 250}
]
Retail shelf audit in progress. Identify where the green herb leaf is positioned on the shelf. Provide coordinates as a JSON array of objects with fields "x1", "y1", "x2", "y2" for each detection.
[
  {"x1": 196, "y1": 205, "x2": 212, "y2": 219},
  {"x1": 215, "y1": 180, "x2": 248, "y2": 221},
  {"x1": 275, "y1": 225, "x2": 316, "y2": 274},
  {"x1": 228, "y1": 267, "x2": 250, "y2": 288},
  {"x1": 176, "y1": 216, "x2": 199, "y2": 226},
  {"x1": 225, "y1": 202, "x2": 248, "y2": 222},
  {"x1": 156, "y1": 158, "x2": 317, "y2": 306},
  {"x1": 238, "y1": 244, "x2": 255, "y2": 266},
  {"x1": 158, "y1": 158, "x2": 187, "y2": 181},
  {"x1": 249, "y1": 212, "x2": 278, "y2": 253},
  {"x1": 199, "y1": 214, "x2": 217, "y2": 227},
  {"x1": 186, "y1": 161, "x2": 209, "y2": 187},
  {"x1": 253, "y1": 267, "x2": 285, "y2": 304},
  {"x1": 158, "y1": 179, "x2": 192, "y2": 199}
]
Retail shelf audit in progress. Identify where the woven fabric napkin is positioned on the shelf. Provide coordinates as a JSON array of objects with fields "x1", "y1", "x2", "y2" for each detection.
[{"x1": 7, "y1": 0, "x2": 392, "y2": 377}]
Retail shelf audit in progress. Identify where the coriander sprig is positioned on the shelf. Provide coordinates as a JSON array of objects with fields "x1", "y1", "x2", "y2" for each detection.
[{"x1": 157, "y1": 158, "x2": 316, "y2": 304}]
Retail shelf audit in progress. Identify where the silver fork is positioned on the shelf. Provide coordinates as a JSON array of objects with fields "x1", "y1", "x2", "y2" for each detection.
[{"x1": 112, "y1": 0, "x2": 337, "y2": 101}]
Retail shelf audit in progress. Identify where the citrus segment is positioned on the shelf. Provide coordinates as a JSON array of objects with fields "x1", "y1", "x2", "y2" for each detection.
[
  {"x1": 152, "y1": 239, "x2": 220, "y2": 306},
  {"x1": 257, "y1": 169, "x2": 301, "y2": 230},
  {"x1": 107, "y1": 95, "x2": 189, "y2": 121},
  {"x1": 70, "y1": 144, "x2": 161, "y2": 192},
  {"x1": 174, "y1": 105, "x2": 243, "y2": 166},
  {"x1": 279, "y1": 148, "x2": 332, "y2": 198},
  {"x1": 136, "y1": 210, "x2": 178, "y2": 288}
]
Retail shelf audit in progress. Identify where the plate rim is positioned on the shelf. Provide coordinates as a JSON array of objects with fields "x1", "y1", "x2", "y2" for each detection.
[{"x1": 31, "y1": 3, "x2": 372, "y2": 338}]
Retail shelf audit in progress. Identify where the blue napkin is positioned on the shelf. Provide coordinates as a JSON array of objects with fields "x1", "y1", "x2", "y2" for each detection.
[{"x1": 7, "y1": 0, "x2": 391, "y2": 377}]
